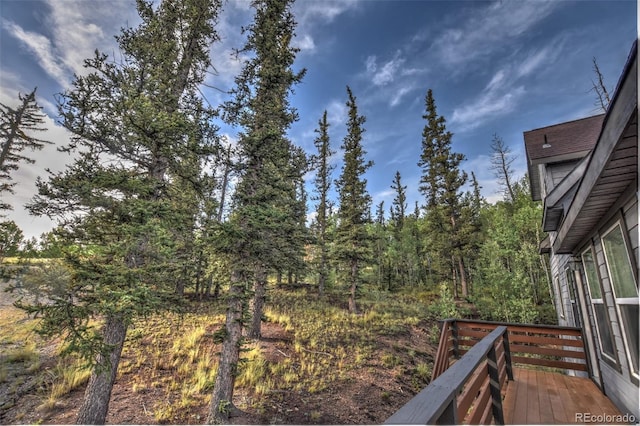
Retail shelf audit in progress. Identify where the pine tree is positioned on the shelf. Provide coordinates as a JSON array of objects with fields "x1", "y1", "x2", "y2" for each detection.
[
  {"x1": 390, "y1": 170, "x2": 407, "y2": 237},
  {"x1": 208, "y1": 0, "x2": 304, "y2": 422},
  {"x1": 0, "y1": 220, "x2": 23, "y2": 261},
  {"x1": 334, "y1": 86, "x2": 373, "y2": 314},
  {"x1": 23, "y1": 1, "x2": 222, "y2": 423},
  {"x1": 311, "y1": 110, "x2": 335, "y2": 295},
  {"x1": 417, "y1": 89, "x2": 468, "y2": 296},
  {"x1": 0, "y1": 88, "x2": 51, "y2": 211}
]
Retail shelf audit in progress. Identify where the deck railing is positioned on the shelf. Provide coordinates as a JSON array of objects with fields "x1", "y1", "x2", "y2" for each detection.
[
  {"x1": 385, "y1": 325, "x2": 512, "y2": 424},
  {"x1": 433, "y1": 319, "x2": 589, "y2": 381},
  {"x1": 386, "y1": 319, "x2": 590, "y2": 425}
]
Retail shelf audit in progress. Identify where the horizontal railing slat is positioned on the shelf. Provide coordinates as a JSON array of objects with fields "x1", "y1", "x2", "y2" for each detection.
[
  {"x1": 508, "y1": 334, "x2": 584, "y2": 347},
  {"x1": 511, "y1": 356, "x2": 588, "y2": 371},
  {"x1": 457, "y1": 362, "x2": 489, "y2": 419},
  {"x1": 468, "y1": 381, "x2": 492, "y2": 424},
  {"x1": 510, "y1": 343, "x2": 587, "y2": 359}
]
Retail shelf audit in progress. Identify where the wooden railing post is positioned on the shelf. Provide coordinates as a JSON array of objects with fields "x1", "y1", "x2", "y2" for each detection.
[
  {"x1": 487, "y1": 343, "x2": 505, "y2": 425},
  {"x1": 502, "y1": 328, "x2": 514, "y2": 381},
  {"x1": 437, "y1": 397, "x2": 458, "y2": 425}
]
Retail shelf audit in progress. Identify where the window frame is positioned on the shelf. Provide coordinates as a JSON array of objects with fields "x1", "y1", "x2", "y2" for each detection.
[
  {"x1": 565, "y1": 267, "x2": 581, "y2": 327},
  {"x1": 600, "y1": 219, "x2": 639, "y2": 383},
  {"x1": 580, "y1": 244, "x2": 620, "y2": 370}
]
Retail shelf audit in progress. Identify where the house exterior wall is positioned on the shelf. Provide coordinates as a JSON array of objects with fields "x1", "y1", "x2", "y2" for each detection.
[
  {"x1": 573, "y1": 192, "x2": 639, "y2": 419},
  {"x1": 544, "y1": 156, "x2": 639, "y2": 416},
  {"x1": 601, "y1": 357, "x2": 639, "y2": 419},
  {"x1": 547, "y1": 159, "x2": 581, "y2": 188}
]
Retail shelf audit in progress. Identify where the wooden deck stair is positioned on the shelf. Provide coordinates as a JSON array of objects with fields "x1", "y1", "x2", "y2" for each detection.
[{"x1": 385, "y1": 319, "x2": 626, "y2": 425}]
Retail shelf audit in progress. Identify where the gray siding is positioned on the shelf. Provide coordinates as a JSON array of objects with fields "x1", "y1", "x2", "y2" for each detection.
[
  {"x1": 601, "y1": 361, "x2": 640, "y2": 419},
  {"x1": 548, "y1": 160, "x2": 580, "y2": 189},
  {"x1": 551, "y1": 193, "x2": 639, "y2": 414}
]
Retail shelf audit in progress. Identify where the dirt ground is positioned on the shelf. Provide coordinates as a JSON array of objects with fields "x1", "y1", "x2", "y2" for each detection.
[{"x1": 0, "y1": 281, "x2": 437, "y2": 425}]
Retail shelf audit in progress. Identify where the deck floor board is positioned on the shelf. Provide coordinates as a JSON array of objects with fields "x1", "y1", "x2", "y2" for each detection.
[{"x1": 503, "y1": 368, "x2": 624, "y2": 424}]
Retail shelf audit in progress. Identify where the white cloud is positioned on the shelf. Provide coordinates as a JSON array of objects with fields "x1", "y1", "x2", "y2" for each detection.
[
  {"x1": 390, "y1": 85, "x2": 414, "y2": 107},
  {"x1": 296, "y1": 1, "x2": 360, "y2": 24},
  {"x1": 516, "y1": 44, "x2": 561, "y2": 78},
  {"x1": 364, "y1": 51, "x2": 405, "y2": 87},
  {"x1": 293, "y1": 1, "x2": 361, "y2": 60},
  {"x1": 326, "y1": 99, "x2": 348, "y2": 128},
  {"x1": 3, "y1": 1, "x2": 138, "y2": 88},
  {"x1": 2, "y1": 19, "x2": 70, "y2": 86},
  {"x1": 432, "y1": 1, "x2": 559, "y2": 68},
  {"x1": 294, "y1": 33, "x2": 316, "y2": 53},
  {"x1": 0, "y1": 111, "x2": 74, "y2": 239},
  {"x1": 450, "y1": 43, "x2": 562, "y2": 131},
  {"x1": 451, "y1": 86, "x2": 525, "y2": 132}
]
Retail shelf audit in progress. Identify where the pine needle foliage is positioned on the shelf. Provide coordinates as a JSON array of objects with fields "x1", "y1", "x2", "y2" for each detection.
[
  {"x1": 310, "y1": 110, "x2": 335, "y2": 295},
  {"x1": 0, "y1": 88, "x2": 51, "y2": 211},
  {"x1": 208, "y1": 0, "x2": 305, "y2": 422},
  {"x1": 21, "y1": 0, "x2": 222, "y2": 423},
  {"x1": 334, "y1": 87, "x2": 373, "y2": 314},
  {"x1": 417, "y1": 89, "x2": 469, "y2": 294}
]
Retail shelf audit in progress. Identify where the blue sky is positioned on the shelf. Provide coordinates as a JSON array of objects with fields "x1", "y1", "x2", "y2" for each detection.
[{"x1": 0, "y1": 0, "x2": 637, "y2": 239}]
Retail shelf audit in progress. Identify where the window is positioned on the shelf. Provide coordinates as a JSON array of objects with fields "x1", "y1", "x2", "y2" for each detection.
[
  {"x1": 601, "y1": 222, "x2": 639, "y2": 380},
  {"x1": 582, "y1": 247, "x2": 617, "y2": 363},
  {"x1": 565, "y1": 268, "x2": 581, "y2": 327}
]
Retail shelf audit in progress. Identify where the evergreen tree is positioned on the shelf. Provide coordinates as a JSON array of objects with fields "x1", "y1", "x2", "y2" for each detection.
[
  {"x1": 390, "y1": 170, "x2": 407, "y2": 237},
  {"x1": 284, "y1": 146, "x2": 310, "y2": 283},
  {"x1": 456, "y1": 172, "x2": 484, "y2": 294},
  {"x1": 417, "y1": 89, "x2": 468, "y2": 296},
  {"x1": 208, "y1": 0, "x2": 304, "y2": 422},
  {"x1": 386, "y1": 171, "x2": 413, "y2": 288},
  {"x1": 310, "y1": 110, "x2": 335, "y2": 295},
  {"x1": 23, "y1": 1, "x2": 222, "y2": 423},
  {"x1": 0, "y1": 88, "x2": 51, "y2": 211},
  {"x1": 0, "y1": 220, "x2": 23, "y2": 261},
  {"x1": 334, "y1": 86, "x2": 372, "y2": 314},
  {"x1": 373, "y1": 200, "x2": 388, "y2": 289}
]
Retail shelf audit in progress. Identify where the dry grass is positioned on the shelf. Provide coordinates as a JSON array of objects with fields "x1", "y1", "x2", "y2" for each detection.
[{"x1": 1, "y1": 283, "x2": 440, "y2": 424}]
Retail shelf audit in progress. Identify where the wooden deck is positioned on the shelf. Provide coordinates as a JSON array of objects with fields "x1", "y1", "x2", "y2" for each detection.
[{"x1": 503, "y1": 368, "x2": 625, "y2": 424}]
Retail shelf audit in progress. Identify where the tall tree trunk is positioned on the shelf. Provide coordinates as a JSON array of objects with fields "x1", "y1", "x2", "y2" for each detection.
[
  {"x1": 76, "y1": 315, "x2": 127, "y2": 425},
  {"x1": 458, "y1": 256, "x2": 468, "y2": 298},
  {"x1": 247, "y1": 265, "x2": 266, "y2": 339},
  {"x1": 348, "y1": 260, "x2": 358, "y2": 314},
  {"x1": 318, "y1": 268, "x2": 326, "y2": 296},
  {"x1": 451, "y1": 256, "x2": 459, "y2": 299},
  {"x1": 207, "y1": 270, "x2": 244, "y2": 424},
  {"x1": 217, "y1": 145, "x2": 233, "y2": 223}
]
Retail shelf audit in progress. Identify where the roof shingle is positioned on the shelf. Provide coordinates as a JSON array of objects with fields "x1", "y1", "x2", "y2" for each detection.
[{"x1": 524, "y1": 114, "x2": 605, "y2": 164}]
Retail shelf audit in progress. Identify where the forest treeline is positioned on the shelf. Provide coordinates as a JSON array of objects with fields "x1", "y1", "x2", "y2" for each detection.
[{"x1": 0, "y1": 0, "x2": 554, "y2": 424}]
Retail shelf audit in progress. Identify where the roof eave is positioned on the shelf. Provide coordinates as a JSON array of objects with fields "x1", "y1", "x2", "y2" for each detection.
[{"x1": 552, "y1": 42, "x2": 638, "y2": 254}]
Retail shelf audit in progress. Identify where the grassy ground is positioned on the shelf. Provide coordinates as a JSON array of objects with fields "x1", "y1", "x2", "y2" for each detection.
[{"x1": 0, "y1": 283, "x2": 447, "y2": 424}]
